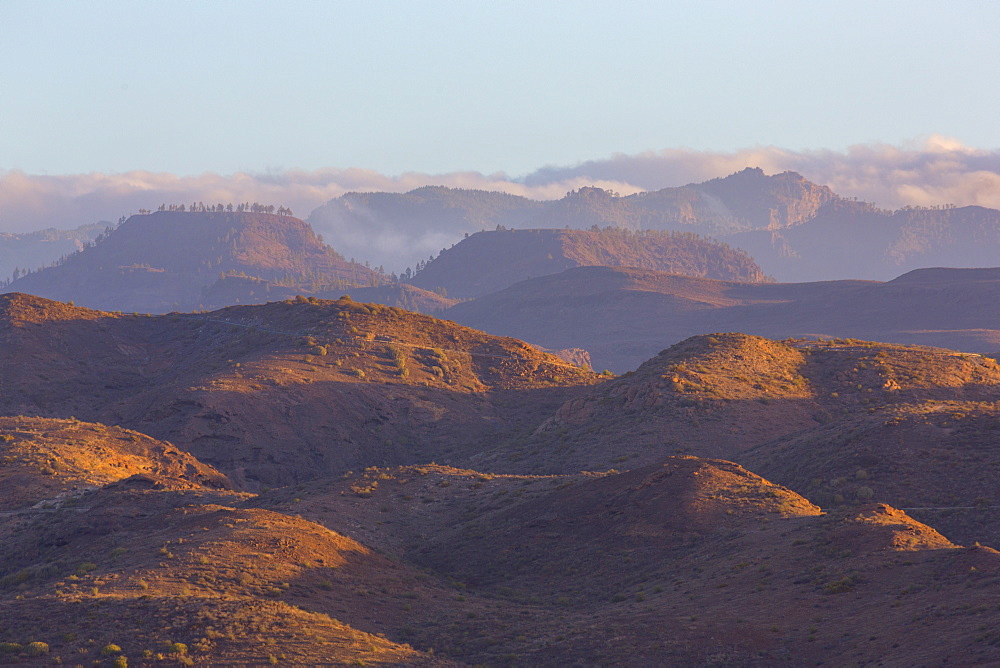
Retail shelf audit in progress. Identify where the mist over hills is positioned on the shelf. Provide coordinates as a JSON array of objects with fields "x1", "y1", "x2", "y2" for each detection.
[
  {"x1": 0, "y1": 223, "x2": 104, "y2": 284},
  {"x1": 308, "y1": 168, "x2": 837, "y2": 272},
  {"x1": 310, "y1": 168, "x2": 1000, "y2": 282}
]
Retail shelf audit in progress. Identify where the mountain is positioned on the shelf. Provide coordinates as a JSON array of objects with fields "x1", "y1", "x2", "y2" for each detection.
[
  {"x1": 444, "y1": 265, "x2": 1000, "y2": 372},
  {"x1": 308, "y1": 170, "x2": 1000, "y2": 283},
  {"x1": 306, "y1": 170, "x2": 838, "y2": 272},
  {"x1": 732, "y1": 200, "x2": 1000, "y2": 281},
  {"x1": 0, "y1": 223, "x2": 105, "y2": 285},
  {"x1": 0, "y1": 292, "x2": 598, "y2": 487},
  {"x1": 3, "y1": 211, "x2": 385, "y2": 313},
  {"x1": 407, "y1": 227, "x2": 768, "y2": 299}
]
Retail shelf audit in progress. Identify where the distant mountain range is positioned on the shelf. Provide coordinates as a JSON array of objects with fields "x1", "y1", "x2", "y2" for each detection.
[
  {"x1": 310, "y1": 168, "x2": 1000, "y2": 282},
  {"x1": 445, "y1": 265, "x2": 1000, "y2": 372},
  {"x1": 0, "y1": 223, "x2": 104, "y2": 282}
]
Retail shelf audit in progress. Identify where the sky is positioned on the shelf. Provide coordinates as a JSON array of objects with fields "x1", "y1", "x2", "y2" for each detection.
[
  {"x1": 3, "y1": 0, "x2": 998, "y2": 177},
  {"x1": 2, "y1": 0, "x2": 1000, "y2": 269}
]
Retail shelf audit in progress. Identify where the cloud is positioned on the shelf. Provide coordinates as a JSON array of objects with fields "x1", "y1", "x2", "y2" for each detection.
[
  {"x1": 2, "y1": 136, "x2": 1000, "y2": 271},
  {"x1": 521, "y1": 136, "x2": 1000, "y2": 210}
]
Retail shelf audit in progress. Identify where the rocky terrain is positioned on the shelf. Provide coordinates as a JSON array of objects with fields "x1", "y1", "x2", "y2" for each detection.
[{"x1": 2, "y1": 295, "x2": 1000, "y2": 665}]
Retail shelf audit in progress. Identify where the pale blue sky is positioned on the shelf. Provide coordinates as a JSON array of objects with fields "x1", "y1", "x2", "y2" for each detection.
[{"x1": 2, "y1": 0, "x2": 998, "y2": 177}]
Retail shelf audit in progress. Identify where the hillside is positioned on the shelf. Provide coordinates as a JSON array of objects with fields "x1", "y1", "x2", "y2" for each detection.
[
  {"x1": 3, "y1": 211, "x2": 385, "y2": 313},
  {"x1": 408, "y1": 227, "x2": 767, "y2": 299},
  {"x1": 4, "y1": 293, "x2": 1000, "y2": 664},
  {"x1": 0, "y1": 223, "x2": 104, "y2": 286},
  {"x1": 732, "y1": 201, "x2": 1000, "y2": 281},
  {"x1": 445, "y1": 265, "x2": 1000, "y2": 372},
  {"x1": 246, "y1": 458, "x2": 1000, "y2": 666},
  {"x1": 0, "y1": 416, "x2": 230, "y2": 509},
  {"x1": 477, "y1": 332, "x2": 1000, "y2": 545},
  {"x1": 0, "y1": 292, "x2": 598, "y2": 487}
]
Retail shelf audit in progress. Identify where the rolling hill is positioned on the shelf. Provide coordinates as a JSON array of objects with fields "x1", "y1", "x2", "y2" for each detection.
[
  {"x1": 4, "y1": 294, "x2": 1000, "y2": 664},
  {"x1": 445, "y1": 265, "x2": 1000, "y2": 372},
  {"x1": 3, "y1": 211, "x2": 385, "y2": 313},
  {"x1": 0, "y1": 292, "x2": 598, "y2": 487},
  {"x1": 407, "y1": 227, "x2": 768, "y2": 299}
]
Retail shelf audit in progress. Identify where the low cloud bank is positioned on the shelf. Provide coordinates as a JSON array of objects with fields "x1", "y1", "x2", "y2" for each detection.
[{"x1": 2, "y1": 136, "x2": 999, "y2": 271}]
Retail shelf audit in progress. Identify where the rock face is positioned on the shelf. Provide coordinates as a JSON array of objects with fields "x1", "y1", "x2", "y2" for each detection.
[{"x1": 4, "y1": 211, "x2": 384, "y2": 312}]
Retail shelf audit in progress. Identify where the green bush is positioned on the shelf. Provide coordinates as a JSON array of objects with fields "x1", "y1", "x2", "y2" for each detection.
[{"x1": 26, "y1": 642, "x2": 49, "y2": 656}]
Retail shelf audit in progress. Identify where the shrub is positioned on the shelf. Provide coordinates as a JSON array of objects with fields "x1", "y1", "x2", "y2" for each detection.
[
  {"x1": 166, "y1": 642, "x2": 188, "y2": 656},
  {"x1": 26, "y1": 642, "x2": 49, "y2": 656},
  {"x1": 0, "y1": 643, "x2": 23, "y2": 654},
  {"x1": 102, "y1": 644, "x2": 123, "y2": 656},
  {"x1": 113, "y1": 656, "x2": 128, "y2": 668},
  {"x1": 75, "y1": 562, "x2": 98, "y2": 576}
]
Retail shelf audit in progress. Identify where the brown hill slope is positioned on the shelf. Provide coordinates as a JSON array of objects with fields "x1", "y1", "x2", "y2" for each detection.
[
  {"x1": 3, "y1": 211, "x2": 384, "y2": 313},
  {"x1": 482, "y1": 333, "x2": 1000, "y2": 471},
  {"x1": 480, "y1": 332, "x2": 1000, "y2": 546},
  {"x1": 741, "y1": 400, "x2": 1000, "y2": 547},
  {"x1": 0, "y1": 416, "x2": 229, "y2": 509},
  {"x1": 250, "y1": 458, "x2": 1000, "y2": 666},
  {"x1": 408, "y1": 227, "x2": 767, "y2": 299},
  {"x1": 0, "y1": 293, "x2": 598, "y2": 487},
  {"x1": 0, "y1": 483, "x2": 449, "y2": 666},
  {"x1": 445, "y1": 264, "x2": 1000, "y2": 372}
]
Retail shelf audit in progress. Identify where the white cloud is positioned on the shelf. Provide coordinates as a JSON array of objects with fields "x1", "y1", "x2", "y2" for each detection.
[{"x1": 3, "y1": 136, "x2": 1000, "y2": 271}]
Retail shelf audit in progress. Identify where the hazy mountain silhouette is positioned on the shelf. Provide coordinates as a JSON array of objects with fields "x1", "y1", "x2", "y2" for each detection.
[
  {"x1": 2, "y1": 211, "x2": 385, "y2": 312},
  {"x1": 309, "y1": 169, "x2": 1000, "y2": 282},
  {"x1": 445, "y1": 265, "x2": 1000, "y2": 372},
  {"x1": 407, "y1": 227, "x2": 767, "y2": 299},
  {"x1": 0, "y1": 223, "x2": 104, "y2": 284}
]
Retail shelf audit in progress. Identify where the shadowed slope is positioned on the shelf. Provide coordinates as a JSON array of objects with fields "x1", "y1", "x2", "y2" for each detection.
[
  {"x1": 249, "y1": 457, "x2": 1000, "y2": 666},
  {"x1": 0, "y1": 293, "x2": 599, "y2": 487},
  {"x1": 445, "y1": 264, "x2": 1000, "y2": 371}
]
